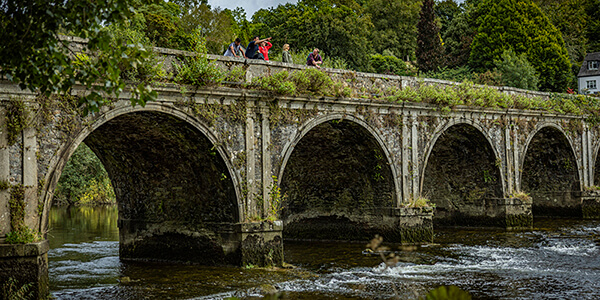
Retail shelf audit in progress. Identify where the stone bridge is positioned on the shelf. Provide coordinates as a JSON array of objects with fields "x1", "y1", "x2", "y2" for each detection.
[{"x1": 1, "y1": 40, "x2": 600, "y2": 297}]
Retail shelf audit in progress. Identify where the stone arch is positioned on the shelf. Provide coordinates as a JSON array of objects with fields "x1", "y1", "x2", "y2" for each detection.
[
  {"x1": 278, "y1": 113, "x2": 399, "y2": 240},
  {"x1": 278, "y1": 113, "x2": 401, "y2": 204},
  {"x1": 39, "y1": 102, "x2": 242, "y2": 264},
  {"x1": 520, "y1": 124, "x2": 581, "y2": 217},
  {"x1": 420, "y1": 119, "x2": 506, "y2": 195},
  {"x1": 421, "y1": 120, "x2": 505, "y2": 226}
]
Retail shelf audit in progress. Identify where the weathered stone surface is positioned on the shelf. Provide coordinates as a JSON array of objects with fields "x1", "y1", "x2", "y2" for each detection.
[
  {"x1": 581, "y1": 191, "x2": 600, "y2": 219},
  {"x1": 504, "y1": 197, "x2": 533, "y2": 230},
  {"x1": 522, "y1": 127, "x2": 581, "y2": 217},
  {"x1": 422, "y1": 124, "x2": 504, "y2": 227},
  {"x1": 239, "y1": 221, "x2": 283, "y2": 267},
  {"x1": 399, "y1": 207, "x2": 434, "y2": 244},
  {"x1": 0, "y1": 240, "x2": 49, "y2": 300}
]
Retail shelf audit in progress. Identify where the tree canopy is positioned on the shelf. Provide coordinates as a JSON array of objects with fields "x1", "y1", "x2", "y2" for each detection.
[
  {"x1": 469, "y1": 0, "x2": 572, "y2": 92},
  {"x1": 1, "y1": 0, "x2": 595, "y2": 96},
  {"x1": 251, "y1": 0, "x2": 373, "y2": 71},
  {"x1": 0, "y1": 0, "x2": 157, "y2": 114},
  {"x1": 366, "y1": 0, "x2": 421, "y2": 60}
]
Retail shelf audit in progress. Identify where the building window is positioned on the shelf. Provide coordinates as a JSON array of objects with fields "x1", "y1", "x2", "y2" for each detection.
[
  {"x1": 589, "y1": 61, "x2": 599, "y2": 70},
  {"x1": 587, "y1": 80, "x2": 597, "y2": 90}
]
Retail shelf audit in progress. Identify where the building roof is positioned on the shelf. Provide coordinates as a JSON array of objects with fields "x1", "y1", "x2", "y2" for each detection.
[{"x1": 578, "y1": 52, "x2": 600, "y2": 77}]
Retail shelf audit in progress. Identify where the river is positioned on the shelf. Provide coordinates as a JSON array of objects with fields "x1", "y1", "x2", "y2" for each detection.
[{"x1": 48, "y1": 206, "x2": 600, "y2": 299}]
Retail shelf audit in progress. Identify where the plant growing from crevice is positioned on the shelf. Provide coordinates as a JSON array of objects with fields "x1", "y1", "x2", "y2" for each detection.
[
  {"x1": 266, "y1": 176, "x2": 286, "y2": 222},
  {"x1": 7, "y1": 184, "x2": 41, "y2": 244},
  {"x1": 173, "y1": 29, "x2": 225, "y2": 86},
  {"x1": 510, "y1": 191, "x2": 532, "y2": 203},
  {"x1": 251, "y1": 68, "x2": 351, "y2": 98},
  {"x1": 0, "y1": 180, "x2": 9, "y2": 191},
  {"x1": 402, "y1": 195, "x2": 435, "y2": 208}
]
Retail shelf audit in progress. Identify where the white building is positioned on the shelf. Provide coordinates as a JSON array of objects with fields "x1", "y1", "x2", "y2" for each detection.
[{"x1": 578, "y1": 52, "x2": 600, "y2": 95}]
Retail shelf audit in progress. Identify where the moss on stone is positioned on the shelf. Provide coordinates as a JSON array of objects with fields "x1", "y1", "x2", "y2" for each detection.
[
  {"x1": 400, "y1": 227, "x2": 434, "y2": 245},
  {"x1": 241, "y1": 234, "x2": 283, "y2": 268},
  {"x1": 5, "y1": 98, "x2": 27, "y2": 146},
  {"x1": 0, "y1": 180, "x2": 9, "y2": 191},
  {"x1": 7, "y1": 184, "x2": 41, "y2": 244},
  {"x1": 505, "y1": 214, "x2": 533, "y2": 229},
  {"x1": 583, "y1": 205, "x2": 600, "y2": 219},
  {"x1": 8, "y1": 184, "x2": 25, "y2": 232}
]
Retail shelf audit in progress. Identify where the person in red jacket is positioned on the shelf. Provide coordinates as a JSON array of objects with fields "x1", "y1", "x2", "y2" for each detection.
[{"x1": 258, "y1": 40, "x2": 273, "y2": 61}]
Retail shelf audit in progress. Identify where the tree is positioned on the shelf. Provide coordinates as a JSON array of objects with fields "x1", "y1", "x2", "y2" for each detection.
[
  {"x1": 534, "y1": 0, "x2": 592, "y2": 88},
  {"x1": 417, "y1": 0, "x2": 446, "y2": 72},
  {"x1": 586, "y1": 0, "x2": 600, "y2": 52},
  {"x1": 365, "y1": 0, "x2": 421, "y2": 60},
  {"x1": 0, "y1": 0, "x2": 157, "y2": 114},
  {"x1": 55, "y1": 144, "x2": 114, "y2": 205},
  {"x1": 251, "y1": 0, "x2": 373, "y2": 71},
  {"x1": 435, "y1": 0, "x2": 462, "y2": 39},
  {"x1": 469, "y1": 0, "x2": 572, "y2": 92},
  {"x1": 442, "y1": 6, "x2": 475, "y2": 68},
  {"x1": 494, "y1": 49, "x2": 540, "y2": 90},
  {"x1": 177, "y1": 4, "x2": 235, "y2": 54}
]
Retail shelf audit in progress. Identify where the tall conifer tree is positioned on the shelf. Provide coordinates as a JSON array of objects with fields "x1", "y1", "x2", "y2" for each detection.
[{"x1": 417, "y1": 0, "x2": 446, "y2": 72}]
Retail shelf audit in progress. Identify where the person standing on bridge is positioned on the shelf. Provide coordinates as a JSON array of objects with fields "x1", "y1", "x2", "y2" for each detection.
[
  {"x1": 259, "y1": 40, "x2": 273, "y2": 61},
  {"x1": 246, "y1": 36, "x2": 272, "y2": 59},
  {"x1": 307, "y1": 48, "x2": 322, "y2": 68},
  {"x1": 282, "y1": 44, "x2": 293, "y2": 64},
  {"x1": 223, "y1": 38, "x2": 246, "y2": 58}
]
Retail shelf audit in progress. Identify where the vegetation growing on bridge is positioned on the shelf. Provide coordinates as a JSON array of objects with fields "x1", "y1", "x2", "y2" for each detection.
[{"x1": 7, "y1": 184, "x2": 41, "y2": 244}]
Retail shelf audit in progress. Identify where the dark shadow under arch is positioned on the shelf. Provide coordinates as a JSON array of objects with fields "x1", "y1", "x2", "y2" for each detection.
[
  {"x1": 81, "y1": 111, "x2": 239, "y2": 264},
  {"x1": 422, "y1": 124, "x2": 503, "y2": 226},
  {"x1": 280, "y1": 120, "x2": 395, "y2": 240},
  {"x1": 522, "y1": 127, "x2": 581, "y2": 217}
]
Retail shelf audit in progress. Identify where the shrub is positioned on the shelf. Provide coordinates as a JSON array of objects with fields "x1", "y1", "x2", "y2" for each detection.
[
  {"x1": 173, "y1": 29, "x2": 225, "y2": 86},
  {"x1": 494, "y1": 49, "x2": 539, "y2": 90},
  {"x1": 105, "y1": 23, "x2": 166, "y2": 84},
  {"x1": 403, "y1": 195, "x2": 435, "y2": 208},
  {"x1": 252, "y1": 68, "x2": 340, "y2": 97},
  {"x1": 370, "y1": 53, "x2": 413, "y2": 76},
  {"x1": 422, "y1": 66, "x2": 475, "y2": 82},
  {"x1": 290, "y1": 68, "x2": 333, "y2": 93}
]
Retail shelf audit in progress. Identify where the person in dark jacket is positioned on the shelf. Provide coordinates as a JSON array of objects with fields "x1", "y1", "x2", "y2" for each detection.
[
  {"x1": 246, "y1": 36, "x2": 272, "y2": 59},
  {"x1": 306, "y1": 48, "x2": 322, "y2": 68}
]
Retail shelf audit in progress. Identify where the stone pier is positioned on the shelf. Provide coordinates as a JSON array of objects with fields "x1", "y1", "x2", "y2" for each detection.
[
  {"x1": 581, "y1": 190, "x2": 600, "y2": 219},
  {"x1": 0, "y1": 240, "x2": 49, "y2": 299}
]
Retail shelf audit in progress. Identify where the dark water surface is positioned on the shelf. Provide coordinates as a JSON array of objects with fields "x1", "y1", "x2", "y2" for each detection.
[{"x1": 49, "y1": 206, "x2": 600, "y2": 299}]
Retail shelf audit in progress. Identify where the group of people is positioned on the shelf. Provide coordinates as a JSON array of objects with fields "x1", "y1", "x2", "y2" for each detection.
[{"x1": 224, "y1": 37, "x2": 323, "y2": 68}]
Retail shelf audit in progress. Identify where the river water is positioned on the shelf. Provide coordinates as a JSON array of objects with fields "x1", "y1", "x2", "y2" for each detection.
[{"x1": 48, "y1": 206, "x2": 600, "y2": 299}]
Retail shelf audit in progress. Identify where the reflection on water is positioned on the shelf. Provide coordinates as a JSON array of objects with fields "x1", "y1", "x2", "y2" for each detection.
[{"x1": 49, "y1": 206, "x2": 600, "y2": 299}]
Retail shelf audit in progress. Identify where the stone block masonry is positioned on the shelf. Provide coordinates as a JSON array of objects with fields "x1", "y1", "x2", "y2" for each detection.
[{"x1": 1, "y1": 38, "x2": 600, "y2": 298}]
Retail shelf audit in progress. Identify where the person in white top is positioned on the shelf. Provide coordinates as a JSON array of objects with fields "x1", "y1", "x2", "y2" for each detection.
[{"x1": 224, "y1": 38, "x2": 246, "y2": 58}]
